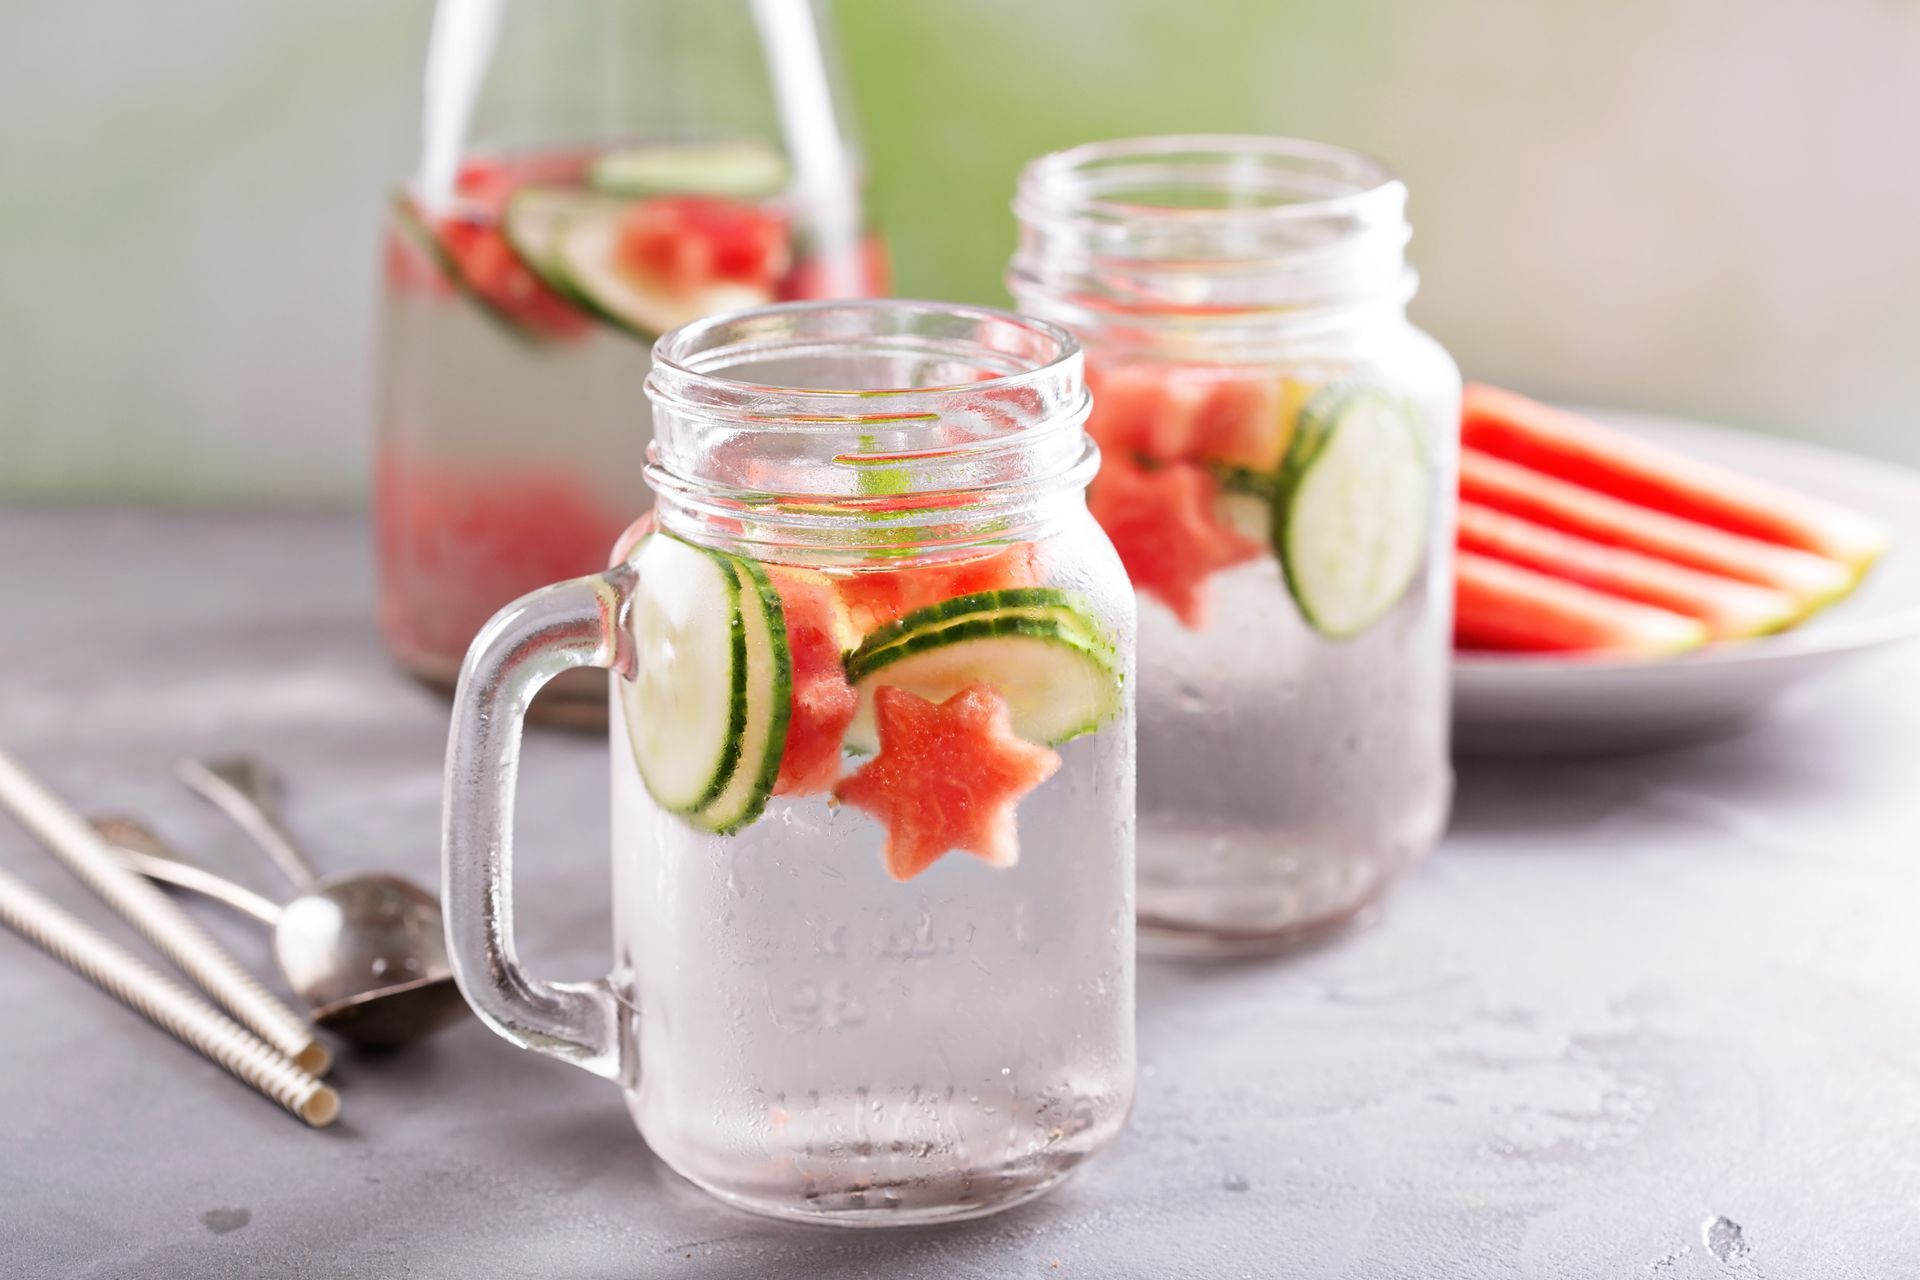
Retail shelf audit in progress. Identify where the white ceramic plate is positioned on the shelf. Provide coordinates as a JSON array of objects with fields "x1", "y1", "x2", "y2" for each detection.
[{"x1": 1452, "y1": 409, "x2": 1920, "y2": 756}]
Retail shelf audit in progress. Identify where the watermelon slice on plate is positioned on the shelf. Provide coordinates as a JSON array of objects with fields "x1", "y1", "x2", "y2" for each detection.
[
  {"x1": 1455, "y1": 550, "x2": 1710, "y2": 656},
  {"x1": 833, "y1": 683, "x2": 1062, "y2": 881},
  {"x1": 1460, "y1": 449, "x2": 1854, "y2": 613},
  {"x1": 1457, "y1": 502, "x2": 1800, "y2": 641},
  {"x1": 1453, "y1": 408, "x2": 1920, "y2": 755},
  {"x1": 1462, "y1": 384, "x2": 1891, "y2": 573}
]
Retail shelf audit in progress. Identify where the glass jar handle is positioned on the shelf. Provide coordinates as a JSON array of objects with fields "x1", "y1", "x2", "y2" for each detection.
[{"x1": 441, "y1": 564, "x2": 637, "y2": 1080}]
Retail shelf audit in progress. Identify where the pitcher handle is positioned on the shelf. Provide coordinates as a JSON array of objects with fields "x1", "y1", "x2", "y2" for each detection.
[{"x1": 441, "y1": 564, "x2": 636, "y2": 1079}]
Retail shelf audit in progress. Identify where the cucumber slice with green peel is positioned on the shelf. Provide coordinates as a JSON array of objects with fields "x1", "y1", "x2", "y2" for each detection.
[
  {"x1": 845, "y1": 616, "x2": 1122, "y2": 752},
  {"x1": 589, "y1": 141, "x2": 790, "y2": 200},
  {"x1": 845, "y1": 588, "x2": 1102, "y2": 668},
  {"x1": 550, "y1": 208, "x2": 773, "y2": 340},
  {"x1": 1274, "y1": 384, "x2": 1432, "y2": 639},
  {"x1": 503, "y1": 187, "x2": 621, "y2": 300},
  {"x1": 687, "y1": 557, "x2": 792, "y2": 835},
  {"x1": 389, "y1": 191, "x2": 547, "y2": 347},
  {"x1": 621, "y1": 534, "x2": 748, "y2": 814}
]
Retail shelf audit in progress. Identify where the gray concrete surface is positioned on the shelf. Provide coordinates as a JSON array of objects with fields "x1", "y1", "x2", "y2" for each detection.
[{"x1": 1, "y1": 508, "x2": 1916, "y2": 1278}]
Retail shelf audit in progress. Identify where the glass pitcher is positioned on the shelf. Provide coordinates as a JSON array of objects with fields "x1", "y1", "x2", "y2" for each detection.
[
  {"x1": 1010, "y1": 136, "x2": 1460, "y2": 954},
  {"x1": 442, "y1": 301, "x2": 1136, "y2": 1225},
  {"x1": 376, "y1": 0, "x2": 886, "y2": 722}
]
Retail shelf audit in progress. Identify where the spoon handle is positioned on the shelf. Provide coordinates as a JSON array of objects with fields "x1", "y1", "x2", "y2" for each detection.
[
  {"x1": 0, "y1": 865, "x2": 338, "y2": 1127},
  {"x1": 178, "y1": 757, "x2": 319, "y2": 889},
  {"x1": 90, "y1": 818, "x2": 284, "y2": 927}
]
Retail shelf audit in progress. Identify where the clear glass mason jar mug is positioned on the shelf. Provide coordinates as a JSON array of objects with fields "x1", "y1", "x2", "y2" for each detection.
[
  {"x1": 377, "y1": 0, "x2": 886, "y2": 722},
  {"x1": 1009, "y1": 136, "x2": 1461, "y2": 954},
  {"x1": 443, "y1": 301, "x2": 1136, "y2": 1225}
]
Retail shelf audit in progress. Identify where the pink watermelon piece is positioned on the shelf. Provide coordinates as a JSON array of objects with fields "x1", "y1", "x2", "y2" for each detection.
[
  {"x1": 1456, "y1": 501, "x2": 1800, "y2": 641},
  {"x1": 775, "y1": 233, "x2": 892, "y2": 301},
  {"x1": 1462, "y1": 383, "x2": 1890, "y2": 572},
  {"x1": 375, "y1": 454, "x2": 633, "y2": 662},
  {"x1": 1087, "y1": 456, "x2": 1263, "y2": 628},
  {"x1": 434, "y1": 212, "x2": 591, "y2": 341},
  {"x1": 1085, "y1": 360, "x2": 1291, "y2": 471},
  {"x1": 768, "y1": 567, "x2": 859, "y2": 796},
  {"x1": 1183, "y1": 366, "x2": 1290, "y2": 471},
  {"x1": 1455, "y1": 550, "x2": 1709, "y2": 656},
  {"x1": 1084, "y1": 359, "x2": 1207, "y2": 462},
  {"x1": 833, "y1": 684, "x2": 1062, "y2": 881},
  {"x1": 617, "y1": 196, "x2": 792, "y2": 293},
  {"x1": 1460, "y1": 448, "x2": 1853, "y2": 609},
  {"x1": 835, "y1": 545, "x2": 1040, "y2": 635}
]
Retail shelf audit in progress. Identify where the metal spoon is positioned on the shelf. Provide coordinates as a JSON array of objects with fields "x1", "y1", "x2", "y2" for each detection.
[{"x1": 89, "y1": 757, "x2": 466, "y2": 1050}]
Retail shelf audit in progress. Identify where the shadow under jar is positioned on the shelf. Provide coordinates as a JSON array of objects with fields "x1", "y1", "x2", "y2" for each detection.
[
  {"x1": 443, "y1": 301, "x2": 1136, "y2": 1225},
  {"x1": 1010, "y1": 136, "x2": 1460, "y2": 955}
]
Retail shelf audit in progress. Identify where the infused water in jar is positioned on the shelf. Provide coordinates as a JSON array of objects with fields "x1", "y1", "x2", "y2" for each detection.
[
  {"x1": 442, "y1": 301, "x2": 1136, "y2": 1224},
  {"x1": 1010, "y1": 135, "x2": 1460, "y2": 953}
]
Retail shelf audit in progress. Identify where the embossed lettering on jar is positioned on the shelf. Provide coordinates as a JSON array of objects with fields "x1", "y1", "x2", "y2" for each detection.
[{"x1": 1010, "y1": 136, "x2": 1461, "y2": 953}]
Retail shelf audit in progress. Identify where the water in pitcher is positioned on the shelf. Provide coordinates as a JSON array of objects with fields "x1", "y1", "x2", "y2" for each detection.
[{"x1": 375, "y1": 144, "x2": 885, "y2": 693}]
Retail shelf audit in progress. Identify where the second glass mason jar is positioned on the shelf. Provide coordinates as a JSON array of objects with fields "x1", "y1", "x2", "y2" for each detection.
[
  {"x1": 443, "y1": 300, "x2": 1136, "y2": 1225},
  {"x1": 1010, "y1": 135, "x2": 1460, "y2": 953}
]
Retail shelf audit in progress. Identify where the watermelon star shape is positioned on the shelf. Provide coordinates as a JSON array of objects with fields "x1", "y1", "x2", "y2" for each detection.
[
  {"x1": 1087, "y1": 456, "x2": 1263, "y2": 628},
  {"x1": 833, "y1": 683, "x2": 1062, "y2": 882}
]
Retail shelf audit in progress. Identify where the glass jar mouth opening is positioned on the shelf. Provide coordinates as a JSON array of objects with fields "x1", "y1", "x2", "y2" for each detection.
[
  {"x1": 644, "y1": 301, "x2": 1095, "y2": 556},
  {"x1": 1014, "y1": 134, "x2": 1405, "y2": 235},
  {"x1": 650, "y1": 299, "x2": 1081, "y2": 407},
  {"x1": 1011, "y1": 135, "x2": 1413, "y2": 326}
]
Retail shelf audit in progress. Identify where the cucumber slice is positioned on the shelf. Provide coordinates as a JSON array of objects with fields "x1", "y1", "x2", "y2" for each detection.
[
  {"x1": 620, "y1": 534, "x2": 747, "y2": 813},
  {"x1": 551, "y1": 208, "x2": 773, "y2": 340},
  {"x1": 1274, "y1": 384, "x2": 1432, "y2": 639},
  {"x1": 687, "y1": 557, "x2": 791, "y2": 835},
  {"x1": 846, "y1": 588, "x2": 1101, "y2": 668},
  {"x1": 504, "y1": 187, "x2": 620, "y2": 300},
  {"x1": 845, "y1": 616, "x2": 1121, "y2": 752},
  {"x1": 390, "y1": 191, "x2": 547, "y2": 347},
  {"x1": 589, "y1": 141, "x2": 790, "y2": 200}
]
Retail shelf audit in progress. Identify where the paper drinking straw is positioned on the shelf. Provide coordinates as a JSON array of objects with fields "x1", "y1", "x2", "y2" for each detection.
[
  {"x1": 0, "y1": 748, "x2": 330, "y2": 1075},
  {"x1": 751, "y1": 0, "x2": 866, "y2": 296},
  {"x1": 0, "y1": 866, "x2": 339, "y2": 1127}
]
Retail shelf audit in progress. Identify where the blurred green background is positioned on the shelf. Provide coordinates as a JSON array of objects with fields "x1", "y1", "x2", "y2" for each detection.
[{"x1": 2, "y1": 0, "x2": 1917, "y2": 504}]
